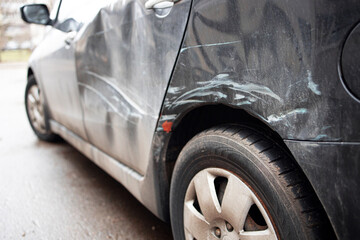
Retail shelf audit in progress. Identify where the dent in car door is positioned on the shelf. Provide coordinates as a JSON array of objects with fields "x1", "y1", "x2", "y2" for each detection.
[{"x1": 75, "y1": 0, "x2": 192, "y2": 175}]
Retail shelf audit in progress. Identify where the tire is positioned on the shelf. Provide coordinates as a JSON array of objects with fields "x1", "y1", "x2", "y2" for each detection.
[
  {"x1": 25, "y1": 75, "x2": 59, "y2": 142},
  {"x1": 170, "y1": 125, "x2": 334, "y2": 240}
]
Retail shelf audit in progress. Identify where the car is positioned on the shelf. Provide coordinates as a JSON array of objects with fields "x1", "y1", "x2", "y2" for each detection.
[{"x1": 20, "y1": 0, "x2": 360, "y2": 239}]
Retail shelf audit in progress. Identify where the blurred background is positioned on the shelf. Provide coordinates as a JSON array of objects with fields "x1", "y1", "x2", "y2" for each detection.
[{"x1": 0, "y1": 0, "x2": 54, "y2": 62}]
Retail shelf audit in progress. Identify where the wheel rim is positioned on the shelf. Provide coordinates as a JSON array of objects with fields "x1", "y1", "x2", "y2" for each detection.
[
  {"x1": 27, "y1": 84, "x2": 47, "y2": 134},
  {"x1": 184, "y1": 168, "x2": 278, "y2": 240}
]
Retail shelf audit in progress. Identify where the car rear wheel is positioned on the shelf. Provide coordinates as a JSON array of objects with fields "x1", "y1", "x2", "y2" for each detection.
[
  {"x1": 25, "y1": 75, "x2": 59, "y2": 142},
  {"x1": 170, "y1": 125, "x2": 334, "y2": 240},
  {"x1": 183, "y1": 167, "x2": 278, "y2": 240}
]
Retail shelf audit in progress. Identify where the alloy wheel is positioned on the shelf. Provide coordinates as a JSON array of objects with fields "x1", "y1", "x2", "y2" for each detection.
[
  {"x1": 184, "y1": 168, "x2": 278, "y2": 240},
  {"x1": 26, "y1": 84, "x2": 47, "y2": 134}
]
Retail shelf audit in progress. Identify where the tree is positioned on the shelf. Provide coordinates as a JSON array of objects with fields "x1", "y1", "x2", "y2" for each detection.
[{"x1": 0, "y1": 0, "x2": 27, "y2": 61}]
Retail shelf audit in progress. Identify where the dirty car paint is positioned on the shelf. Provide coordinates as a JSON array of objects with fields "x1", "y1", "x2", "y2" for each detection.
[
  {"x1": 75, "y1": 0, "x2": 192, "y2": 175},
  {"x1": 153, "y1": 0, "x2": 360, "y2": 238},
  {"x1": 158, "y1": 0, "x2": 360, "y2": 143}
]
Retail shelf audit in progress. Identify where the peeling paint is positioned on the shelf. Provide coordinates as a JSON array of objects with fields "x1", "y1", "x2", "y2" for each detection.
[
  {"x1": 167, "y1": 99, "x2": 205, "y2": 108},
  {"x1": 267, "y1": 108, "x2": 308, "y2": 122},
  {"x1": 234, "y1": 94, "x2": 246, "y2": 100},
  {"x1": 167, "y1": 86, "x2": 186, "y2": 95},
  {"x1": 168, "y1": 73, "x2": 282, "y2": 109},
  {"x1": 236, "y1": 100, "x2": 252, "y2": 105},
  {"x1": 312, "y1": 134, "x2": 328, "y2": 140},
  {"x1": 159, "y1": 114, "x2": 177, "y2": 121},
  {"x1": 321, "y1": 126, "x2": 332, "y2": 131},
  {"x1": 200, "y1": 74, "x2": 282, "y2": 102},
  {"x1": 306, "y1": 70, "x2": 321, "y2": 95},
  {"x1": 310, "y1": 126, "x2": 337, "y2": 140}
]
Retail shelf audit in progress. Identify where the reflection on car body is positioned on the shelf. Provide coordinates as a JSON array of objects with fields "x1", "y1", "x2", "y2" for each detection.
[{"x1": 21, "y1": 0, "x2": 360, "y2": 239}]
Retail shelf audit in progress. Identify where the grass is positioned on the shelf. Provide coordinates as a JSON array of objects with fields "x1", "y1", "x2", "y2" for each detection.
[{"x1": 0, "y1": 49, "x2": 32, "y2": 63}]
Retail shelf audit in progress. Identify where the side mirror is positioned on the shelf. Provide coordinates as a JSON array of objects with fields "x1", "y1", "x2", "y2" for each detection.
[{"x1": 20, "y1": 4, "x2": 52, "y2": 26}]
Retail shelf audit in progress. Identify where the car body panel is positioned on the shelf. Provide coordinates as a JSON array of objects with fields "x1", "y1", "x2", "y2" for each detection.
[
  {"x1": 152, "y1": 0, "x2": 360, "y2": 238},
  {"x1": 285, "y1": 140, "x2": 360, "y2": 240},
  {"x1": 25, "y1": 0, "x2": 360, "y2": 238},
  {"x1": 157, "y1": 0, "x2": 360, "y2": 142},
  {"x1": 29, "y1": 28, "x2": 88, "y2": 140},
  {"x1": 75, "y1": 0, "x2": 192, "y2": 175},
  {"x1": 29, "y1": 0, "x2": 192, "y2": 176},
  {"x1": 28, "y1": 0, "x2": 192, "y2": 221}
]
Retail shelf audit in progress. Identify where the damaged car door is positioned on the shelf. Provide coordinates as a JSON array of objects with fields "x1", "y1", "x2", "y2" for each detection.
[{"x1": 75, "y1": 0, "x2": 192, "y2": 175}]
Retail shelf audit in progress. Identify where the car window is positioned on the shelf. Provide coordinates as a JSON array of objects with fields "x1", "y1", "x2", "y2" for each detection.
[
  {"x1": 53, "y1": 0, "x2": 93, "y2": 32},
  {"x1": 57, "y1": 0, "x2": 86, "y2": 23},
  {"x1": 58, "y1": 0, "x2": 115, "y2": 24},
  {"x1": 49, "y1": 0, "x2": 61, "y2": 20},
  {"x1": 55, "y1": 0, "x2": 115, "y2": 32}
]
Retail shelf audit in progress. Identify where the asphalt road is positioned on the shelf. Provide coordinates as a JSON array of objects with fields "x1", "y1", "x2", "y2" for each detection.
[{"x1": 0, "y1": 63, "x2": 173, "y2": 239}]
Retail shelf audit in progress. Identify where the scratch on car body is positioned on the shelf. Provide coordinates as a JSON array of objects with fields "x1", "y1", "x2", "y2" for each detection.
[
  {"x1": 267, "y1": 108, "x2": 308, "y2": 123},
  {"x1": 168, "y1": 73, "x2": 282, "y2": 109},
  {"x1": 306, "y1": 70, "x2": 321, "y2": 95},
  {"x1": 180, "y1": 40, "x2": 243, "y2": 53}
]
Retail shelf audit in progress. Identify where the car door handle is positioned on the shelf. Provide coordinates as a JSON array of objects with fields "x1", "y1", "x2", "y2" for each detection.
[
  {"x1": 65, "y1": 31, "x2": 77, "y2": 46},
  {"x1": 145, "y1": 0, "x2": 176, "y2": 9}
]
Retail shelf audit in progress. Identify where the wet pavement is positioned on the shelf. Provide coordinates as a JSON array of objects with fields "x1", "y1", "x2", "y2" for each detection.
[{"x1": 0, "y1": 63, "x2": 173, "y2": 239}]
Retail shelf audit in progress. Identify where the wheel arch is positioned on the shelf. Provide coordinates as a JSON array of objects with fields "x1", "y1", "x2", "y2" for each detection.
[
  {"x1": 156, "y1": 104, "x2": 333, "y2": 235},
  {"x1": 27, "y1": 67, "x2": 34, "y2": 79},
  {"x1": 164, "y1": 104, "x2": 290, "y2": 183}
]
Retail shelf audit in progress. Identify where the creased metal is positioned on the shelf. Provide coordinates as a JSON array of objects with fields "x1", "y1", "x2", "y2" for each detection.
[
  {"x1": 153, "y1": 0, "x2": 360, "y2": 237},
  {"x1": 157, "y1": 0, "x2": 360, "y2": 143},
  {"x1": 75, "y1": 0, "x2": 192, "y2": 175}
]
